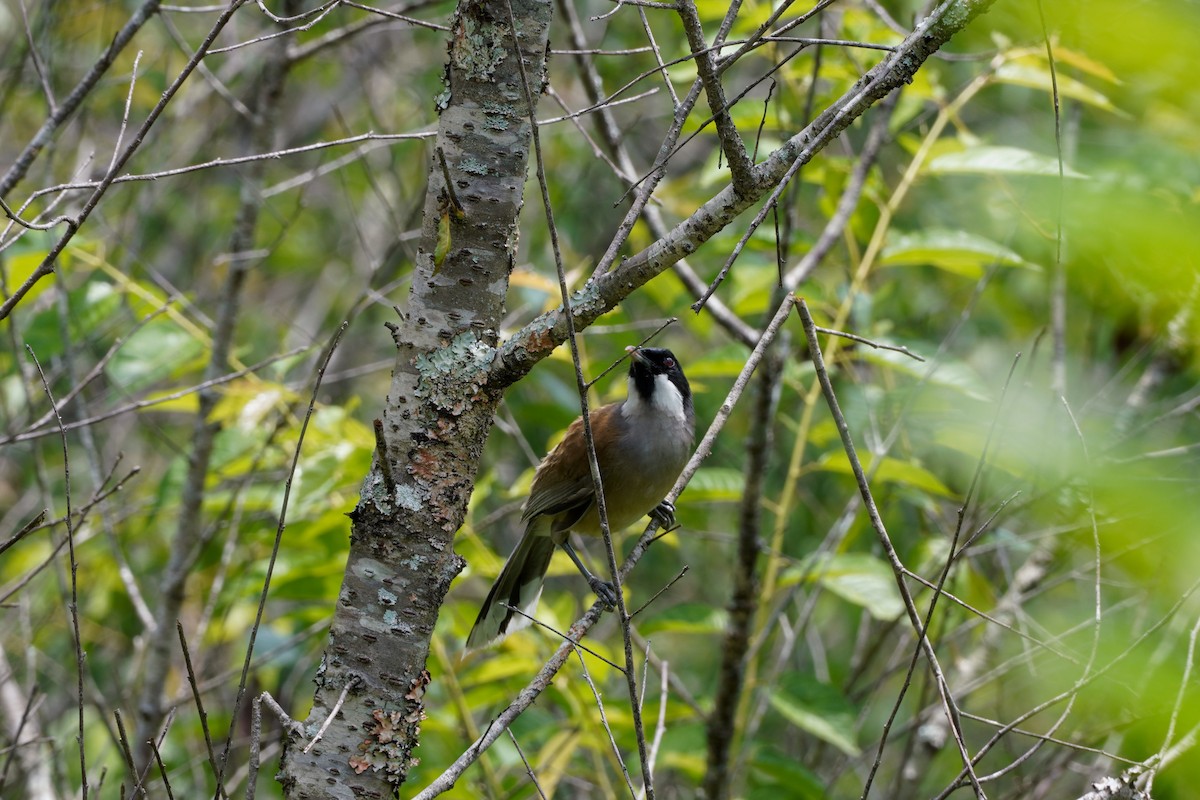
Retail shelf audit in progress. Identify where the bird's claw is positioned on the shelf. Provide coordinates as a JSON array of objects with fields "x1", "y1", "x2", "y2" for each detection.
[
  {"x1": 589, "y1": 577, "x2": 619, "y2": 610},
  {"x1": 650, "y1": 500, "x2": 677, "y2": 530}
]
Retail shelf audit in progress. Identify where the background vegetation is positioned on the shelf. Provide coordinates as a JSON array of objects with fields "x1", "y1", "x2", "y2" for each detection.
[{"x1": 1, "y1": 0, "x2": 1198, "y2": 798}]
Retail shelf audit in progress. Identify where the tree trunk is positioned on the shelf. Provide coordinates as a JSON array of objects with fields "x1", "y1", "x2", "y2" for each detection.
[{"x1": 277, "y1": 0, "x2": 553, "y2": 795}]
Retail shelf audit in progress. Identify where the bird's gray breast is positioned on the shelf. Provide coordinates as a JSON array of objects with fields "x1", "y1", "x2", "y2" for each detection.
[
  {"x1": 614, "y1": 409, "x2": 693, "y2": 474},
  {"x1": 601, "y1": 402, "x2": 693, "y2": 529}
]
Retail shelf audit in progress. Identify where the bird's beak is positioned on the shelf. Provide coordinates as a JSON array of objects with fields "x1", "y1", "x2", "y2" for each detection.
[{"x1": 626, "y1": 345, "x2": 649, "y2": 365}]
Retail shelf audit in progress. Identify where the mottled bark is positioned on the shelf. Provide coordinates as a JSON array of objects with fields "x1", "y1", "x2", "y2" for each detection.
[{"x1": 276, "y1": 0, "x2": 553, "y2": 796}]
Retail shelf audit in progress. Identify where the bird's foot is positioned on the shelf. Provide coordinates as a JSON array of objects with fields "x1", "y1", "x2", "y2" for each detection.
[
  {"x1": 650, "y1": 500, "x2": 678, "y2": 530},
  {"x1": 588, "y1": 576, "x2": 619, "y2": 610}
]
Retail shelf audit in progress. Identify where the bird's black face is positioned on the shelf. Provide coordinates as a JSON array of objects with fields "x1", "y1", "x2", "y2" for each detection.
[{"x1": 628, "y1": 347, "x2": 691, "y2": 412}]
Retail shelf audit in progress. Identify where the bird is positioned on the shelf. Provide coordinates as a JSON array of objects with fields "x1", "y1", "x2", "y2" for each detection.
[{"x1": 465, "y1": 345, "x2": 695, "y2": 651}]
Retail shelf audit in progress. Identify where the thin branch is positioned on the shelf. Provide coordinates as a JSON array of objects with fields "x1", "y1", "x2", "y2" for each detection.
[
  {"x1": 584, "y1": 318, "x2": 678, "y2": 389},
  {"x1": 0, "y1": 467, "x2": 141, "y2": 608},
  {"x1": 3, "y1": 347, "x2": 308, "y2": 445},
  {"x1": 814, "y1": 325, "x2": 925, "y2": 361},
  {"x1": 503, "y1": 0, "x2": 655, "y2": 793},
  {"x1": 177, "y1": 624, "x2": 228, "y2": 800},
  {"x1": 0, "y1": 0, "x2": 248, "y2": 322},
  {"x1": 703, "y1": 346, "x2": 785, "y2": 800},
  {"x1": 556, "y1": 0, "x2": 758, "y2": 345},
  {"x1": 213, "y1": 321, "x2": 348, "y2": 792},
  {"x1": 505, "y1": 729, "x2": 549, "y2": 800},
  {"x1": 0, "y1": 196, "x2": 74, "y2": 231},
  {"x1": 570, "y1": 646, "x2": 637, "y2": 797},
  {"x1": 493, "y1": 0, "x2": 1001, "y2": 387},
  {"x1": 285, "y1": 0, "x2": 451, "y2": 62},
  {"x1": 246, "y1": 691, "x2": 302, "y2": 800},
  {"x1": 16, "y1": 131, "x2": 434, "y2": 208},
  {"x1": 0, "y1": 511, "x2": 46, "y2": 559},
  {"x1": 677, "y1": 0, "x2": 756, "y2": 195},
  {"x1": 302, "y1": 675, "x2": 362, "y2": 753},
  {"x1": 27, "y1": 346, "x2": 89, "y2": 798},
  {"x1": 503, "y1": 604, "x2": 627, "y2": 672},
  {"x1": 207, "y1": 1, "x2": 343, "y2": 54},
  {"x1": 793, "y1": 301, "x2": 986, "y2": 799},
  {"x1": 0, "y1": 0, "x2": 164, "y2": 198},
  {"x1": 629, "y1": 567, "x2": 689, "y2": 619}
]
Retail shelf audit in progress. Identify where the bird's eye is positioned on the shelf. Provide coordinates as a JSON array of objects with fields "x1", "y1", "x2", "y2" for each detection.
[{"x1": 664, "y1": 358, "x2": 675, "y2": 368}]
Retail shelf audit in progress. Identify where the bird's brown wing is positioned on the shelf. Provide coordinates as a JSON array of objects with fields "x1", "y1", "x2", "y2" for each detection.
[{"x1": 520, "y1": 403, "x2": 618, "y2": 523}]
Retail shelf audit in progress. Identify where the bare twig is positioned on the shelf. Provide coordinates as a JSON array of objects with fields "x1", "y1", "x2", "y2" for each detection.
[
  {"x1": 703, "y1": 346, "x2": 785, "y2": 800},
  {"x1": 0, "y1": 467, "x2": 141, "y2": 607},
  {"x1": 177, "y1": 624, "x2": 228, "y2": 799},
  {"x1": 0, "y1": 196, "x2": 74, "y2": 231},
  {"x1": 554, "y1": 0, "x2": 757, "y2": 345},
  {"x1": 505, "y1": 729, "x2": 549, "y2": 800},
  {"x1": 634, "y1": 659, "x2": 670, "y2": 800},
  {"x1": 814, "y1": 325, "x2": 925, "y2": 361},
  {"x1": 677, "y1": 0, "x2": 755, "y2": 195},
  {"x1": 247, "y1": 692, "x2": 304, "y2": 800},
  {"x1": 27, "y1": 346, "x2": 89, "y2": 799},
  {"x1": 584, "y1": 318, "x2": 678, "y2": 389},
  {"x1": 0, "y1": 511, "x2": 46, "y2": 558},
  {"x1": 502, "y1": 604, "x2": 627, "y2": 672},
  {"x1": 3, "y1": 347, "x2": 308, "y2": 445},
  {"x1": 149, "y1": 737, "x2": 176, "y2": 800},
  {"x1": 0, "y1": 0, "x2": 164, "y2": 198},
  {"x1": 214, "y1": 321, "x2": 349, "y2": 791},
  {"x1": 629, "y1": 567, "x2": 689, "y2": 619},
  {"x1": 303, "y1": 675, "x2": 362, "y2": 753},
  {"x1": 502, "y1": 0, "x2": 655, "y2": 792},
  {"x1": 793, "y1": 301, "x2": 986, "y2": 798},
  {"x1": 571, "y1": 646, "x2": 637, "y2": 797},
  {"x1": 114, "y1": 710, "x2": 138, "y2": 796},
  {"x1": 0, "y1": 0, "x2": 249, "y2": 322}
]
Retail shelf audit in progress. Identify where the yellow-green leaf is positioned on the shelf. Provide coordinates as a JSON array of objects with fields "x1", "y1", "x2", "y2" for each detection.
[
  {"x1": 434, "y1": 210, "x2": 451, "y2": 271},
  {"x1": 927, "y1": 145, "x2": 1089, "y2": 178},
  {"x1": 881, "y1": 229, "x2": 1037, "y2": 278},
  {"x1": 768, "y1": 673, "x2": 861, "y2": 757},
  {"x1": 782, "y1": 552, "x2": 906, "y2": 621},
  {"x1": 995, "y1": 62, "x2": 1122, "y2": 114},
  {"x1": 812, "y1": 452, "x2": 957, "y2": 498}
]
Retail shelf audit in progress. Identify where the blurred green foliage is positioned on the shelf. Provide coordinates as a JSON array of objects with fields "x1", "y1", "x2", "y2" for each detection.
[{"x1": 1, "y1": 0, "x2": 1199, "y2": 798}]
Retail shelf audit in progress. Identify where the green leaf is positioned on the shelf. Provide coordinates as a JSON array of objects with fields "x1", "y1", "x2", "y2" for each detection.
[
  {"x1": 994, "y1": 62, "x2": 1122, "y2": 114},
  {"x1": 685, "y1": 467, "x2": 745, "y2": 502},
  {"x1": 881, "y1": 229, "x2": 1038, "y2": 278},
  {"x1": 855, "y1": 349, "x2": 991, "y2": 402},
  {"x1": 105, "y1": 317, "x2": 206, "y2": 392},
  {"x1": 638, "y1": 603, "x2": 729, "y2": 635},
  {"x1": 768, "y1": 673, "x2": 861, "y2": 757},
  {"x1": 927, "y1": 145, "x2": 1089, "y2": 178},
  {"x1": 72, "y1": 280, "x2": 123, "y2": 338},
  {"x1": 433, "y1": 210, "x2": 451, "y2": 271},
  {"x1": 749, "y1": 749, "x2": 826, "y2": 799},
  {"x1": 812, "y1": 452, "x2": 957, "y2": 499},
  {"x1": 1046, "y1": 45, "x2": 1121, "y2": 84},
  {"x1": 532, "y1": 728, "x2": 583, "y2": 797},
  {"x1": 783, "y1": 553, "x2": 906, "y2": 621}
]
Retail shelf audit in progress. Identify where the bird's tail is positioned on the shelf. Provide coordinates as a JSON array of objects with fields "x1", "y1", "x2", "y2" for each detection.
[{"x1": 465, "y1": 522, "x2": 555, "y2": 652}]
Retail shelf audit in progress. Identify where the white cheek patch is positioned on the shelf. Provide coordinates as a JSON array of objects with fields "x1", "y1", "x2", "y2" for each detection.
[{"x1": 623, "y1": 373, "x2": 686, "y2": 421}]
